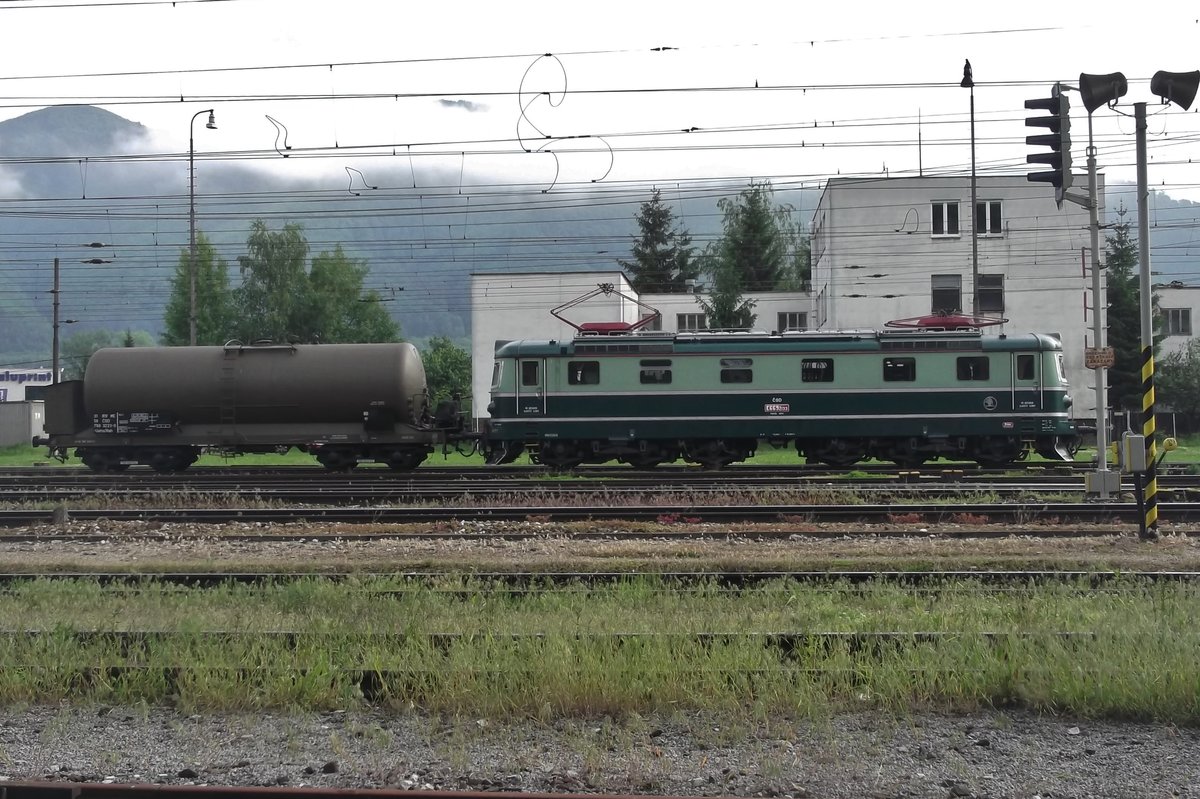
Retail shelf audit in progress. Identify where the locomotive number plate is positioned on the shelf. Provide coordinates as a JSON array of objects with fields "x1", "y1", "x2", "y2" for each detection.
[{"x1": 764, "y1": 403, "x2": 790, "y2": 414}]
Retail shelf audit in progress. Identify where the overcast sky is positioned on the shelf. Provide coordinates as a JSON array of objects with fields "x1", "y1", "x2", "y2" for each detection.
[{"x1": 3, "y1": 0, "x2": 1199, "y2": 202}]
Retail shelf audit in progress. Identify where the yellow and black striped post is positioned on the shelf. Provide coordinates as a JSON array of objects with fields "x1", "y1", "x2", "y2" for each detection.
[{"x1": 1140, "y1": 345, "x2": 1158, "y2": 539}]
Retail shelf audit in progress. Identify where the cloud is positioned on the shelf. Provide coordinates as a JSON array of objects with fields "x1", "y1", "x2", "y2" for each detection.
[{"x1": 438, "y1": 99, "x2": 487, "y2": 113}]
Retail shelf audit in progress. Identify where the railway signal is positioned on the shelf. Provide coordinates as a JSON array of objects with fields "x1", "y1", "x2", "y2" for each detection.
[{"x1": 1025, "y1": 83, "x2": 1072, "y2": 208}]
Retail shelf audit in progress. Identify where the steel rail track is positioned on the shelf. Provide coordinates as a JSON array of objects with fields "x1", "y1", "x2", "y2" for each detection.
[
  {"x1": 0, "y1": 782, "x2": 673, "y2": 799},
  {"x1": 0, "y1": 501, "x2": 1182, "y2": 527}
]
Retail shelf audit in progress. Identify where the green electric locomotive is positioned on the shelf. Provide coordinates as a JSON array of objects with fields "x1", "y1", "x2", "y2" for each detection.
[{"x1": 481, "y1": 327, "x2": 1078, "y2": 469}]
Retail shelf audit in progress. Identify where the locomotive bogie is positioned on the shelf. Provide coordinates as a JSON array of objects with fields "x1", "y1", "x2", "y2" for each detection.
[{"x1": 484, "y1": 329, "x2": 1079, "y2": 469}]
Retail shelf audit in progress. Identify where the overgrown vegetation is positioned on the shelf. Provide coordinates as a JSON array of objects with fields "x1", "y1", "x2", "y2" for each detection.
[{"x1": 0, "y1": 576, "x2": 1196, "y2": 722}]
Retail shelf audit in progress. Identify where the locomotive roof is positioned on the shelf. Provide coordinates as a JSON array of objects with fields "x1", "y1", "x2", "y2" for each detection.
[{"x1": 493, "y1": 329, "x2": 1063, "y2": 358}]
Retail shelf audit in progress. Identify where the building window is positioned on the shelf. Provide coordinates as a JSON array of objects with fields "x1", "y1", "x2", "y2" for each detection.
[
  {"x1": 801, "y1": 358, "x2": 834, "y2": 382},
  {"x1": 956, "y1": 356, "x2": 990, "y2": 381},
  {"x1": 883, "y1": 357, "x2": 917, "y2": 382},
  {"x1": 640, "y1": 313, "x2": 662, "y2": 332},
  {"x1": 931, "y1": 201, "x2": 960, "y2": 236},
  {"x1": 1165, "y1": 308, "x2": 1192, "y2": 337},
  {"x1": 567, "y1": 361, "x2": 600, "y2": 385},
  {"x1": 975, "y1": 201, "x2": 1003, "y2": 236},
  {"x1": 778, "y1": 311, "x2": 807, "y2": 332},
  {"x1": 720, "y1": 357, "x2": 753, "y2": 384},
  {"x1": 677, "y1": 313, "x2": 707, "y2": 331},
  {"x1": 978, "y1": 274, "x2": 1004, "y2": 314},
  {"x1": 931, "y1": 274, "x2": 962, "y2": 314}
]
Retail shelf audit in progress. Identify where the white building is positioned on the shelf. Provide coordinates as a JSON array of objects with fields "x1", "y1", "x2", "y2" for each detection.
[
  {"x1": 1156, "y1": 282, "x2": 1198, "y2": 359},
  {"x1": 810, "y1": 175, "x2": 1102, "y2": 419},
  {"x1": 0, "y1": 367, "x2": 52, "y2": 403}
]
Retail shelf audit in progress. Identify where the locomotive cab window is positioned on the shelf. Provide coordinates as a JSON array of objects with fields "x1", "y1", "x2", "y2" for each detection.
[
  {"x1": 956, "y1": 356, "x2": 989, "y2": 381},
  {"x1": 1016, "y1": 354, "x2": 1036, "y2": 381},
  {"x1": 521, "y1": 361, "x2": 540, "y2": 387},
  {"x1": 640, "y1": 358, "x2": 672, "y2": 384},
  {"x1": 801, "y1": 358, "x2": 834, "y2": 382},
  {"x1": 883, "y1": 357, "x2": 916, "y2": 382},
  {"x1": 490, "y1": 362, "x2": 503, "y2": 390},
  {"x1": 720, "y1": 358, "x2": 753, "y2": 384},
  {"x1": 567, "y1": 361, "x2": 600, "y2": 385}
]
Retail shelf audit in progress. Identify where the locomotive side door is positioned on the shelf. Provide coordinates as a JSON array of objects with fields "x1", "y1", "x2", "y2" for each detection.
[
  {"x1": 516, "y1": 358, "x2": 546, "y2": 417},
  {"x1": 1012, "y1": 353, "x2": 1042, "y2": 411}
]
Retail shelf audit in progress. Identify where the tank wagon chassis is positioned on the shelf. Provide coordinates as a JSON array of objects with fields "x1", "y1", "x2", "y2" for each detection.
[{"x1": 35, "y1": 341, "x2": 473, "y2": 474}]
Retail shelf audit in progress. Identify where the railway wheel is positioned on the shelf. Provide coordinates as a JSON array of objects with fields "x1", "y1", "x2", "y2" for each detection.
[
  {"x1": 146, "y1": 447, "x2": 198, "y2": 474},
  {"x1": 538, "y1": 440, "x2": 584, "y2": 470},
  {"x1": 884, "y1": 439, "x2": 929, "y2": 469},
  {"x1": 970, "y1": 436, "x2": 1024, "y2": 468},
  {"x1": 314, "y1": 447, "x2": 359, "y2": 471},
  {"x1": 802, "y1": 438, "x2": 867, "y2": 467},
  {"x1": 684, "y1": 439, "x2": 753, "y2": 470},
  {"x1": 78, "y1": 448, "x2": 129, "y2": 473},
  {"x1": 382, "y1": 448, "x2": 427, "y2": 471},
  {"x1": 622, "y1": 442, "x2": 677, "y2": 470}
]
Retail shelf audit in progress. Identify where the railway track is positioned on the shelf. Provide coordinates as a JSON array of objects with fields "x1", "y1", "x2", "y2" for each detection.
[{"x1": 0, "y1": 500, "x2": 1183, "y2": 526}]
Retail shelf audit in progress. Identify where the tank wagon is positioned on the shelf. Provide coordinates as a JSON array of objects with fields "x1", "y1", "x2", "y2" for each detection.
[
  {"x1": 481, "y1": 327, "x2": 1079, "y2": 469},
  {"x1": 36, "y1": 341, "x2": 465, "y2": 473}
]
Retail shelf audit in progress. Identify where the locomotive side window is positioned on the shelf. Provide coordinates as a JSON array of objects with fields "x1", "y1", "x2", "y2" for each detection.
[
  {"x1": 956, "y1": 356, "x2": 989, "y2": 381},
  {"x1": 640, "y1": 358, "x2": 672, "y2": 384},
  {"x1": 801, "y1": 358, "x2": 834, "y2": 382},
  {"x1": 1016, "y1": 354, "x2": 1036, "y2": 381},
  {"x1": 883, "y1": 357, "x2": 916, "y2": 382},
  {"x1": 720, "y1": 358, "x2": 753, "y2": 384},
  {"x1": 567, "y1": 361, "x2": 600, "y2": 385},
  {"x1": 521, "y1": 361, "x2": 540, "y2": 387}
]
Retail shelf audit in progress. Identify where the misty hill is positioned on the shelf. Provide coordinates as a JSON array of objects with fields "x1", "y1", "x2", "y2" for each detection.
[{"x1": 1, "y1": 105, "x2": 1198, "y2": 370}]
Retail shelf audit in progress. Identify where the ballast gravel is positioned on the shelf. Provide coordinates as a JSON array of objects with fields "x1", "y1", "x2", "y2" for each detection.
[{"x1": 0, "y1": 705, "x2": 1197, "y2": 798}]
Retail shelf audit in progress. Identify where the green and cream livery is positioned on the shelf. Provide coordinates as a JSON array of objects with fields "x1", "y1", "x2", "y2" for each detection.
[{"x1": 482, "y1": 328, "x2": 1078, "y2": 469}]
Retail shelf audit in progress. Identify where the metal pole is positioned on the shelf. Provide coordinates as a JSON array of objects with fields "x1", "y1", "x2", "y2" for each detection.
[
  {"x1": 1085, "y1": 114, "x2": 1111, "y2": 497},
  {"x1": 1134, "y1": 101, "x2": 1158, "y2": 539},
  {"x1": 187, "y1": 108, "x2": 215, "y2": 347},
  {"x1": 188, "y1": 116, "x2": 198, "y2": 347},
  {"x1": 51, "y1": 256, "x2": 60, "y2": 384},
  {"x1": 969, "y1": 84, "x2": 979, "y2": 316}
]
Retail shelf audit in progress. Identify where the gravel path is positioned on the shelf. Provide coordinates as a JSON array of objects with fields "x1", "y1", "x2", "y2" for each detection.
[{"x1": 1, "y1": 705, "x2": 1197, "y2": 798}]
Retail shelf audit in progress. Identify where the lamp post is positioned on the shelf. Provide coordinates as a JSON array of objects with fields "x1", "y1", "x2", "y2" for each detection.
[
  {"x1": 188, "y1": 109, "x2": 217, "y2": 346},
  {"x1": 961, "y1": 60, "x2": 979, "y2": 316}
]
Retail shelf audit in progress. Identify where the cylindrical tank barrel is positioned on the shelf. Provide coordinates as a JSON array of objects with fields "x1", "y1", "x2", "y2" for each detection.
[{"x1": 83, "y1": 343, "x2": 427, "y2": 426}]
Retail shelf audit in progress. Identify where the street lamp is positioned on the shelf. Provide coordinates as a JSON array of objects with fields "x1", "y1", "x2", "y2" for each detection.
[
  {"x1": 188, "y1": 109, "x2": 217, "y2": 346},
  {"x1": 960, "y1": 59, "x2": 979, "y2": 316}
]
